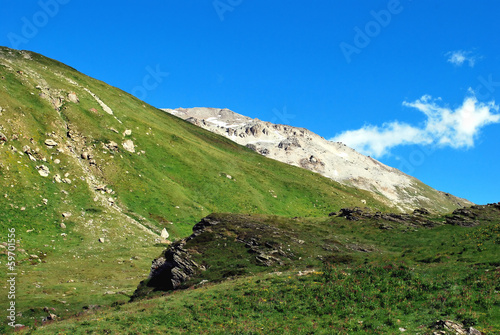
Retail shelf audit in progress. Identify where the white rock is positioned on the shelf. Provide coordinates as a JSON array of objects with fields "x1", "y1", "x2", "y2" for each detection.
[
  {"x1": 161, "y1": 228, "x2": 169, "y2": 239},
  {"x1": 54, "y1": 174, "x2": 62, "y2": 183},
  {"x1": 62, "y1": 212, "x2": 72, "y2": 218},
  {"x1": 122, "y1": 140, "x2": 135, "y2": 153},
  {"x1": 123, "y1": 129, "x2": 132, "y2": 136},
  {"x1": 98, "y1": 238, "x2": 105, "y2": 243},
  {"x1": 44, "y1": 139, "x2": 58, "y2": 147},
  {"x1": 54, "y1": 159, "x2": 60, "y2": 164},
  {"x1": 37, "y1": 165, "x2": 50, "y2": 177},
  {"x1": 67, "y1": 92, "x2": 79, "y2": 103}
]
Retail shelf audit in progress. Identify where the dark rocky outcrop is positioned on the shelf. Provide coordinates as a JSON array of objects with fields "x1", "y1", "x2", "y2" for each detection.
[
  {"x1": 146, "y1": 243, "x2": 203, "y2": 291},
  {"x1": 446, "y1": 208, "x2": 480, "y2": 227},
  {"x1": 133, "y1": 216, "x2": 221, "y2": 296},
  {"x1": 132, "y1": 214, "x2": 295, "y2": 300},
  {"x1": 336, "y1": 206, "x2": 436, "y2": 227}
]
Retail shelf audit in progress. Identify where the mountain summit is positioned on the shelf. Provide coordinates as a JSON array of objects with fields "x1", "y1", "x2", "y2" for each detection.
[{"x1": 163, "y1": 107, "x2": 472, "y2": 212}]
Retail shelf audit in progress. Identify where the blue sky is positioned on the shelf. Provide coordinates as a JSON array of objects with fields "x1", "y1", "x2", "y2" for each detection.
[{"x1": 1, "y1": 0, "x2": 499, "y2": 204}]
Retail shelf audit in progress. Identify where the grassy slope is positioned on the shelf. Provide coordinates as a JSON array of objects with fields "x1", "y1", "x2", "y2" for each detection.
[
  {"x1": 0, "y1": 47, "x2": 394, "y2": 331},
  {"x1": 28, "y1": 204, "x2": 500, "y2": 334}
]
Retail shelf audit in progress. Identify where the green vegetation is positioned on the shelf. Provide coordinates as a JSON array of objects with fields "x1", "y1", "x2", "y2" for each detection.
[
  {"x1": 0, "y1": 47, "x2": 388, "y2": 332},
  {"x1": 0, "y1": 47, "x2": 496, "y2": 334},
  {"x1": 25, "y1": 205, "x2": 500, "y2": 334}
]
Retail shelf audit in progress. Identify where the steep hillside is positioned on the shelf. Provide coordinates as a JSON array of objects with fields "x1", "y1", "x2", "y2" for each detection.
[
  {"x1": 0, "y1": 47, "x2": 395, "y2": 330},
  {"x1": 30, "y1": 203, "x2": 500, "y2": 334},
  {"x1": 163, "y1": 107, "x2": 472, "y2": 212}
]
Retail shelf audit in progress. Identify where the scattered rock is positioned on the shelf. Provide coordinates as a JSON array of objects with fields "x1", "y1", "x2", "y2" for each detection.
[
  {"x1": 53, "y1": 159, "x2": 60, "y2": 164},
  {"x1": 0, "y1": 132, "x2": 7, "y2": 142},
  {"x1": 67, "y1": 92, "x2": 79, "y2": 103},
  {"x1": 446, "y1": 208, "x2": 480, "y2": 227},
  {"x1": 98, "y1": 238, "x2": 105, "y2": 243},
  {"x1": 53, "y1": 174, "x2": 62, "y2": 183},
  {"x1": 62, "y1": 212, "x2": 72, "y2": 218},
  {"x1": 122, "y1": 140, "x2": 135, "y2": 153},
  {"x1": 278, "y1": 137, "x2": 301, "y2": 151},
  {"x1": 63, "y1": 178, "x2": 72, "y2": 184},
  {"x1": 36, "y1": 165, "x2": 50, "y2": 177},
  {"x1": 123, "y1": 129, "x2": 132, "y2": 136},
  {"x1": 42, "y1": 307, "x2": 57, "y2": 322},
  {"x1": 161, "y1": 228, "x2": 169, "y2": 239},
  {"x1": 44, "y1": 139, "x2": 58, "y2": 147},
  {"x1": 432, "y1": 320, "x2": 482, "y2": 335},
  {"x1": 414, "y1": 207, "x2": 430, "y2": 216},
  {"x1": 105, "y1": 141, "x2": 119, "y2": 151},
  {"x1": 42, "y1": 199, "x2": 48, "y2": 205},
  {"x1": 60, "y1": 223, "x2": 66, "y2": 229}
]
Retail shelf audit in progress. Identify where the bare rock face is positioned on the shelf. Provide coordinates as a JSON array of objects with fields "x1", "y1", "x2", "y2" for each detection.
[
  {"x1": 162, "y1": 107, "x2": 473, "y2": 213},
  {"x1": 142, "y1": 243, "x2": 201, "y2": 292}
]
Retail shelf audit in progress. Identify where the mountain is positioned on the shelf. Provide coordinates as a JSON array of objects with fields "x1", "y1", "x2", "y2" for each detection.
[
  {"x1": 0, "y1": 46, "x2": 495, "y2": 334},
  {"x1": 0, "y1": 46, "x2": 398, "y2": 330},
  {"x1": 163, "y1": 107, "x2": 473, "y2": 212}
]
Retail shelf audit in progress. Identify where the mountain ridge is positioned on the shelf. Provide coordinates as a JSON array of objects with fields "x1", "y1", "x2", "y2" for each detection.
[{"x1": 163, "y1": 107, "x2": 472, "y2": 213}]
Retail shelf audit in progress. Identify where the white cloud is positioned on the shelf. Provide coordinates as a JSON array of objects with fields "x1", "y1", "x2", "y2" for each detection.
[
  {"x1": 331, "y1": 94, "x2": 500, "y2": 158},
  {"x1": 446, "y1": 50, "x2": 477, "y2": 67}
]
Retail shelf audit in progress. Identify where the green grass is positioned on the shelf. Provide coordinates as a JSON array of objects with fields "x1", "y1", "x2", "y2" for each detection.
[
  {"x1": 0, "y1": 47, "x2": 492, "y2": 334},
  {"x1": 0, "y1": 47, "x2": 391, "y2": 332},
  {"x1": 23, "y1": 206, "x2": 500, "y2": 334}
]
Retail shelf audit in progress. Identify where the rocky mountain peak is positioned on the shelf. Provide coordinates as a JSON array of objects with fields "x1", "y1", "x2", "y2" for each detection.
[{"x1": 163, "y1": 107, "x2": 472, "y2": 212}]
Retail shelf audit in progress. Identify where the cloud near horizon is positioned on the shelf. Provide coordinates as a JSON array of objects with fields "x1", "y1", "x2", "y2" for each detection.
[
  {"x1": 446, "y1": 50, "x2": 477, "y2": 67},
  {"x1": 331, "y1": 94, "x2": 500, "y2": 158}
]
